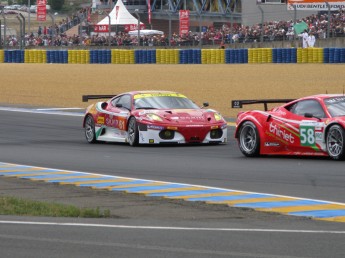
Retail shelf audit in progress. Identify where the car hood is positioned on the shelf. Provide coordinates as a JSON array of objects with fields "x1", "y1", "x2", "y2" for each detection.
[{"x1": 137, "y1": 109, "x2": 222, "y2": 124}]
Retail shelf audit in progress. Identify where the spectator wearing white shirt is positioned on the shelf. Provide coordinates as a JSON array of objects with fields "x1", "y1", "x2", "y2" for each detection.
[{"x1": 308, "y1": 32, "x2": 316, "y2": 47}]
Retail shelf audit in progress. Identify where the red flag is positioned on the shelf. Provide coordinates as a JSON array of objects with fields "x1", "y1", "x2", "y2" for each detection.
[{"x1": 148, "y1": 0, "x2": 151, "y2": 24}]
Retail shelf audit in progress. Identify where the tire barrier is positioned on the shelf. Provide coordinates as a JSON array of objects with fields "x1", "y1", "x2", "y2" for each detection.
[
  {"x1": 24, "y1": 50, "x2": 47, "y2": 63},
  {"x1": 0, "y1": 50, "x2": 4, "y2": 63},
  {"x1": 67, "y1": 50, "x2": 90, "y2": 64},
  {"x1": 111, "y1": 49, "x2": 135, "y2": 64},
  {"x1": 5, "y1": 50, "x2": 24, "y2": 63},
  {"x1": 156, "y1": 49, "x2": 179, "y2": 64},
  {"x1": 89, "y1": 49, "x2": 111, "y2": 64},
  {"x1": 179, "y1": 49, "x2": 201, "y2": 64},
  {"x1": 248, "y1": 48, "x2": 272, "y2": 64},
  {"x1": 135, "y1": 49, "x2": 156, "y2": 64},
  {"x1": 324, "y1": 48, "x2": 345, "y2": 64},
  {"x1": 225, "y1": 49, "x2": 248, "y2": 64},
  {"x1": 201, "y1": 49, "x2": 225, "y2": 64},
  {"x1": 1, "y1": 48, "x2": 345, "y2": 64},
  {"x1": 46, "y1": 50, "x2": 68, "y2": 64}
]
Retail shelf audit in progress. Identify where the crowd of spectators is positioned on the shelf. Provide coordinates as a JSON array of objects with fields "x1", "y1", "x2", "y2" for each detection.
[{"x1": 2, "y1": 8, "x2": 345, "y2": 47}]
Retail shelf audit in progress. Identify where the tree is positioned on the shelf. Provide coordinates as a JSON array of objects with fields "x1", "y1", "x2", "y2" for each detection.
[{"x1": 49, "y1": 0, "x2": 64, "y2": 11}]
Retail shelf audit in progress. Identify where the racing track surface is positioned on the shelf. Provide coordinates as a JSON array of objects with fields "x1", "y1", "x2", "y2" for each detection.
[
  {"x1": 1, "y1": 109, "x2": 345, "y2": 205},
  {"x1": 2, "y1": 109, "x2": 345, "y2": 257}
]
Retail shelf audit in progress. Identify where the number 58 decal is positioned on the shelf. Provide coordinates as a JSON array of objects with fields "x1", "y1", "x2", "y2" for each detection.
[{"x1": 300, "y1": 126, "x2": 315, "y2": 146}]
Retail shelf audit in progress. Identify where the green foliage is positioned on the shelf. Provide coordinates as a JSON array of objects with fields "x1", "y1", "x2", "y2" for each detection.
[
  {"x1": 0, "y1": 196, "x2": 111, "y2": 218},
  {"x1": 50, "y1": 0, "x2": 64, "y2": 11}
]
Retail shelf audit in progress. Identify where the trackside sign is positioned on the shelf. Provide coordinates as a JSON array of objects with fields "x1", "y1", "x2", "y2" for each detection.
[{"x1": 287, "y1": 0, "x2": 345, "y2": 10}]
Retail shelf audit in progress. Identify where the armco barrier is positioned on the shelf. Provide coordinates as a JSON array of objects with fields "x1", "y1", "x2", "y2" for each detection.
[{"x1": 1, "y1": 48, "x2": 345, "y2": 64}]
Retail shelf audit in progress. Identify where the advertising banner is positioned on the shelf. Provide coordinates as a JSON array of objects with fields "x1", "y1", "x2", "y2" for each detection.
[
  {"x1": 179, "y1": 10, "x2": 190, "y2": 36},
  {"x1": 36, "y1": 5, "x2": 46, "y2": 21},
  {"x1": 288, "y1": 0, "x2": 345, "y2": 10},
  {"x1": 94, "y1": 25, "x2": 109, "y2": 33},
  {"x1": 37, "y1": 0, "x2": 46, "y2": 21}
]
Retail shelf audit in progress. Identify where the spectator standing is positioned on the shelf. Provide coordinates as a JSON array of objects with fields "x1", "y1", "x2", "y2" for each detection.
[
  {"x1": 38, "y1": 26, "x2": 42, "y2": 36},
  {"x1": 308, "y1": 32, "x2": 316, "y2": 47},
  {"x1": 300, "y1": 29, "x2": 309, "y2": 48}
]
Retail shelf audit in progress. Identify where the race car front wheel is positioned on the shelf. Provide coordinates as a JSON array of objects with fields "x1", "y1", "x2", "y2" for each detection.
[
  {"x1": 85, "y1": 115, "x2": 97, "y2": 143},
  {"x1": 326, "y1": 124, "x2": 345, "y2": 160},
  {"x1": 238, "y1": 121, "x2": 260, "y2": 157},
  {"x1": 127, "y1": 117, "x2": 139, "y2": 146}
]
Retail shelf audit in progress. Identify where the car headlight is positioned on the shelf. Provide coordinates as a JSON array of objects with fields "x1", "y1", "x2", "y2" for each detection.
[
  {"x1": 146, "y1": 113, "x2": 163, "y2": 122},
  {"x1": 214, "y1": 113, "x2": 223, "y2": 121}
]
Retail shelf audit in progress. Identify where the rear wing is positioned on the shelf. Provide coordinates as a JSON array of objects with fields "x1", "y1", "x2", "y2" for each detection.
[
  {"x1": 82, "y1": 95, "x2": 116, "y2": 102},
  {"x1": 231, "y1": 99, "x2": 295, "y2": 111}
]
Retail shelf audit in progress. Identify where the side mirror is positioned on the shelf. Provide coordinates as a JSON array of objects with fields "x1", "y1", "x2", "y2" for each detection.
[
  {"x1": 304, "y1": 113, "x2": 313, "y2": 118},
  {"x1": 304, "y1": 112, "x2": 321, "y2": 121},
  {"x1": 202, "y1": 102, "x2": 209, "y2": 108},
  {"x1": 101, "y1": 102, "x2": 108, "y2": 110}
]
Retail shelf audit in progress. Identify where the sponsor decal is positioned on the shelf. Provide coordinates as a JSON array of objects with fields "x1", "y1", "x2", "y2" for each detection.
[
  {"x1": 269, "y1": 123, "x2": 295, "y2": 143},
  {"x1": 147, "y1": 125, "x2": 164, "y2": 130},
  {"x1": 105, "y1": 116, "x2": 126, "y2": 130},
  {"x1": 97, "y1": 116, "x2": 104, "y2": 124},
  {"x1": 324, "y1": 97, "x2": 345, "y2": 104},
  {"x1": 300, "y1": 125, "x2": 316, "y2": 146},
  {"x1": 264, "y1": 142, "x2": 280, "y2": 147},
  {"x1": 149, "y1": 139, "x2": 154, "y2": 144}
]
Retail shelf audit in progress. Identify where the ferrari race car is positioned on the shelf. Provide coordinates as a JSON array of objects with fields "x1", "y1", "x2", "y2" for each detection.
[
  {"x1": 233, "y1": 94, "x2": 345, "y2": 160},
  {"x1": 83, "y1": 91, "x2": 227, "y2": 146}
]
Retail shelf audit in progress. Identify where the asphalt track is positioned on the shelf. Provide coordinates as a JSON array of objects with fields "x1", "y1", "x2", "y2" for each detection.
[{"x1": 1, "y1": 107, "x2": 345, "y2": 257}]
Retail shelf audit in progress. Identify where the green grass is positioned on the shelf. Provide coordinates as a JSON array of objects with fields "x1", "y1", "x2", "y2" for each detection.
[{"x1": 0, "y1": 196, "x2": 111, "y2": 218}]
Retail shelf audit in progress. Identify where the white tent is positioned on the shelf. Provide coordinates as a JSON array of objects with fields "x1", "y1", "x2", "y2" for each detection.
[
  {"x1": 97, "y1": 0, "x2": 144, "y2": 29},
  {"x1": 128, "y1": 30, "x2": 164, "y2": 36}
]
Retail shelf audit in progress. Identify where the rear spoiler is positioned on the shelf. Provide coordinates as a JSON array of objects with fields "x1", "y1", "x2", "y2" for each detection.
[
  {"x1": 231, "y1": 99, "x2": 295, "y2": 111},
  {"x1": 82, "y1": 95, "x2": 116, "y2": 102}
]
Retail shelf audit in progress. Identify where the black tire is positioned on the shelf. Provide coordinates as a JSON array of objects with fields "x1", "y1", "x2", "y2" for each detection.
[
  {"x1": 238, "y1": 121, "x2": 260, "y2": 157},
  {"x1": 127, "y1": 117, "x2": 139, "y2": 146},
  {"x1": 326, "y1": 124, "x2": 345, "y2": 160},
  {"x1": 84, "y1": 115, "x2": 97, "y2": 143}
]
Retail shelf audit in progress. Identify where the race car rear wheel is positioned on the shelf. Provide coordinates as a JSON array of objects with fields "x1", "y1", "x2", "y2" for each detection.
[
  {"x1": 85, "y1": 115, "x2": 97, "y2": 143},
  {"x1": 326, "y1": 124, "x2": 345, "y2": 160},
  {"x1": 127, "y1": 117, "x2": 139, "y2": 146},
  {"x1": 238, "y1": 121, "x2": 260, "y2": 157}
]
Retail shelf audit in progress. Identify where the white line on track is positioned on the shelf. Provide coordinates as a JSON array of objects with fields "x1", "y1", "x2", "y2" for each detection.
[
  {"x1": 0, "y1": 106, "x2": 84, "y2": 116},
  {"x1": 36, "y1": 108, "x2": 84, "y2": 111},
  {"x1": 0, "y1": 220, "x2": 344, "y2": 233}
]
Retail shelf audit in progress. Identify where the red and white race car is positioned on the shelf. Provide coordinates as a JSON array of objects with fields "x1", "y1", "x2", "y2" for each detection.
[
  {"x1": 233, "y1": 94, "x2": 345, "y2": 160},
  {"x1": 83, "y1": 91, "x2": 227, "y2": 146}
]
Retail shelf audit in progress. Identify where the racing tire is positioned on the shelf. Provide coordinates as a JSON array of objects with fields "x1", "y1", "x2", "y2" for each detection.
[
  {"x1": 326, "y1": 124, "x2": 345, "y2": 160},
  {"x1": 238, "y1": 121, "x2": 260, "y2": 157},
  {"x1": 84, "y1": 115, "x2": 97, "y2": 144},
  {"x1": 127, "y1": 117, "x2": 139, "y2": 146}
]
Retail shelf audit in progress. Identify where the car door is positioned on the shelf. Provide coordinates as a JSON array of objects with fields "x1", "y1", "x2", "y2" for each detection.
[
  {"x1": 104, "y1": 94, "x2": 132, "y2": 136},
  {"x1": 286, "y1": 99, "x2": 327, "y2": 153}
]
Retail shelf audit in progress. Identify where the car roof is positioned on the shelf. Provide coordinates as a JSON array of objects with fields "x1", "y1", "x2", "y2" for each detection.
[{"x1": 299, "y1": 94, "x2": 345, "y2": 101}]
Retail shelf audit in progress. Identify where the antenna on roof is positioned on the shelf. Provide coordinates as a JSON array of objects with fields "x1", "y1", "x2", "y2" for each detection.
[{"x1": 326, "y1": 90, "x2": 328, "y2": 94}]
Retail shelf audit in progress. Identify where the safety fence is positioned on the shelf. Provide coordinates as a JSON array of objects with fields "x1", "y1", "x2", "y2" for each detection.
[{"x1": 1, "y1": 48, "x2": 345, "y2": 64}]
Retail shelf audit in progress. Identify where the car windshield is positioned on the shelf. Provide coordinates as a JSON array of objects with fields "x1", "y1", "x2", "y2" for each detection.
[
  {"x1": 324, "y1": 97, "x2": 345, "y2": 117},
  {"x1": 134, "y1": 93, "x2": 199, "y2": 110}
]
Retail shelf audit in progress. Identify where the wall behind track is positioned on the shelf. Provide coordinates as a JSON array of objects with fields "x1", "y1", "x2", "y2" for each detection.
[{"x1": 1, "y1": 48, "x2": 345, "y2": 64}]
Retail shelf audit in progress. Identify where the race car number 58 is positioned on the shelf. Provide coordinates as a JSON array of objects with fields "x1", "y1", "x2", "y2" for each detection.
[{"x1": 300, "y1": 126, "x2": 315, "y2": 146}]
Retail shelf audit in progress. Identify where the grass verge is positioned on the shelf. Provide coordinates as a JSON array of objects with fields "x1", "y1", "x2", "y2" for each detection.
[{"x1": 0, "y1": 196, "x2": 111, "y2": 218}]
